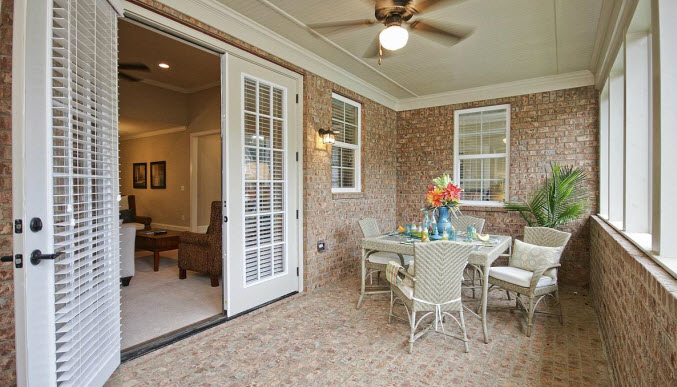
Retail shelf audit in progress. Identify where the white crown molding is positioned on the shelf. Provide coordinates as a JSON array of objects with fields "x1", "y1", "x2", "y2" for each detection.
[
  {"x1": 396, "y1": 70, "x2": 595, "y2": 111},
  {"x1": 137, "y1": 78, "x2": 220, "y2": 94},
  {"x1": 145, "y1": 0, "x2": 400, "y2": 110},
  {"x1": 120, "y1": 126, "x2": 186, "y2": 141}
]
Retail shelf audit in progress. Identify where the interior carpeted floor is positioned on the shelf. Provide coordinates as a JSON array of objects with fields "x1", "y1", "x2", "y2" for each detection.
[
  {"x1": 120, "y1": 250, "x2": 223, "y2": 349},
  {"x1": 109, "y1": 277, "x2": 610, "y2": 386}
]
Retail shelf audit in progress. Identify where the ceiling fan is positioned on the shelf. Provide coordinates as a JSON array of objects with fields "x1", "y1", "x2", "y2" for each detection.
[
  {"x1": 118, "y1": 62, "x2": 151, "y2": 82},
  {"x1": 308, "y1": 0, "x2": 473, "y2": 65}
]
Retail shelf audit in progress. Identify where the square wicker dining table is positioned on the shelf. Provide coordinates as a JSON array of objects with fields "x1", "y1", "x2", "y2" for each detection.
[{"x1": 358, "y1": 233, "x2": 512, "y2": 344}]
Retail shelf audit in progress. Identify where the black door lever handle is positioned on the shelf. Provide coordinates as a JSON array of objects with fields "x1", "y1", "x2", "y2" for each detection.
[
  {"x1": 0, "y1": 255, "x2": 12, "y2": 262},
  {"x1": 30, "y1": 250, "x2": 64, "y2": 265}
]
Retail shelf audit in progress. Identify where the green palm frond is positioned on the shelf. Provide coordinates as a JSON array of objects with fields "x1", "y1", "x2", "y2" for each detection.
[{"x1": 505, "y1": 163, "x2": 590, "y2": 228}]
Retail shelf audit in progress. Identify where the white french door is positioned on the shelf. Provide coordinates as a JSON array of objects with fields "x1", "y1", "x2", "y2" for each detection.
[
  {"x1": 13, "y1": 0, "x2": 123, "y2": 385},
  {"x1": 224, "y1": 54, "x2": 301, "y2": 317}
]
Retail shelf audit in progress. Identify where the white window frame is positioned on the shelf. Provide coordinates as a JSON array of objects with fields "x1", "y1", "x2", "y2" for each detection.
[
  {"x1": 331, "y1": 92, "x2": 362, "y2": 193},
  {"x1": 453, "y1": 104, "x2": 511, "y2": 207}
]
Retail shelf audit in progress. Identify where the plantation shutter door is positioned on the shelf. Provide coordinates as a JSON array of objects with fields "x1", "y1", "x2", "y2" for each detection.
[
  {"x1": 16, "y1": 0, "x2": 123, "y2": 385},
  {"x1": 225, "y1": 54, "x2": 300, "y2": 317},
  {"x1": 51, "y1": 0, "x2": 123, "y2": 385}
]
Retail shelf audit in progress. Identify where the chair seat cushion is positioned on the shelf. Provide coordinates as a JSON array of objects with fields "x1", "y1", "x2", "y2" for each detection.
[
  {"x1": 489, "y1": 266, "x2": 557, "y2": 288},
  {"x1": 367, "y1": 252, "x2": 413, "y2": 265}
]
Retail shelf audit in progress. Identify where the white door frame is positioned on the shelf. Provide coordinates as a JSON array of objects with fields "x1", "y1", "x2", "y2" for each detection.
[
  {"x1": 122, "y1": 1, "x2": 305, "y2": 301},
  {"x1": 190, "y1": 129, "x2": 221, "y2": 233}
]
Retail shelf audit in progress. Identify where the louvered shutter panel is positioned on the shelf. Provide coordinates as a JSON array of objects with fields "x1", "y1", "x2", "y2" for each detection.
[
  {"x1": 243, "y1": 76, "x2": 287, "y2": 285},
  {"x1": 51, "y1": 0, "x2": 121, "y2": 385}
]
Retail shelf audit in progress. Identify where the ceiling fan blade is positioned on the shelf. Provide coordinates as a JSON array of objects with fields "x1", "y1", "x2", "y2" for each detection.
[
  {"x1": 412, "y1": 0, "x2": 467, "y2": 14},
  {"x1": 409, "y1": 20, "x2": 472, "y2": 44},
  {"x1": 118, "y1": 62, "x2": 151, "y2": 72},
  {"x1": 119, "y1": 72, "x2": 142, "y2": 82},
  {"x1": 307, "y1": 19, "x2": 378, "y2": 32}
]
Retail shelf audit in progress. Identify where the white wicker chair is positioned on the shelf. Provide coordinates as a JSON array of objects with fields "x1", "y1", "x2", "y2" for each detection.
[
  {"x1": 488, "y1": 227, "x2": 571, "y2": 337},
  {"x1": 450, "y1": 215, "x2": 486, "y2": 298},
  {"x1": 388, "y1": 241, "x2": 474, "y2": 353},
  {"x1": 358, "y1": 218, "x2": 413, "y2": 293}
]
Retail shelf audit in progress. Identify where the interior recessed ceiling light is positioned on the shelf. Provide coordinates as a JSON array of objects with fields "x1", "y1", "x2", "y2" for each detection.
[{"x1": 158, "y1": 63, "x2": 169, "y2": 69}]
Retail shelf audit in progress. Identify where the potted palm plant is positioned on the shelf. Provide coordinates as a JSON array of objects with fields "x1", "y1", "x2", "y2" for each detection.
[{"x1": 504, "y1": 163, "x2": 591, "y2": 228}]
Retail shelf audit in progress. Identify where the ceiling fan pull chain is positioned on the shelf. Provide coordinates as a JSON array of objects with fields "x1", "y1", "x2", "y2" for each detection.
[{"x1": 378, "y1": 42, "x2": 383, "y2": 66}]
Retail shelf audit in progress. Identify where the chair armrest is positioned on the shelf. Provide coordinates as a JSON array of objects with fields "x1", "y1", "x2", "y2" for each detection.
[
  {"x1": 397, "y1": 267, "x2": 416, "y2": 282},
  {"x1": 179, "y1": 232, "x2": 211, "y2": 246},
  {"x1": 529, "y1": 263, "x2": 561, "y2": 293},
  {"x1": 135, "y1": 215, "x2": 152, "y2": 226}
]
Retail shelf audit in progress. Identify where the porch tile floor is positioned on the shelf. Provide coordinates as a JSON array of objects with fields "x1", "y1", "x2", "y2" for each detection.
[{"x1": 107, "y1": 279, "x2": 611, "y2": 386}]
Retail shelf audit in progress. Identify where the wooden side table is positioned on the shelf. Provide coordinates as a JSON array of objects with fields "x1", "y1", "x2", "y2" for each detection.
[{"x1": 135, "y1": 230, "x2": 181, "y2": 271}]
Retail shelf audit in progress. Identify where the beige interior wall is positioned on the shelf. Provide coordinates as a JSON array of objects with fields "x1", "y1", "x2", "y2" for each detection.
[
  {"x1": 197, "y1": 134, "x2": 222, "y2": 227},
  {"x1": 120, "y1": 85, "x2": 221, "y2": 229}
]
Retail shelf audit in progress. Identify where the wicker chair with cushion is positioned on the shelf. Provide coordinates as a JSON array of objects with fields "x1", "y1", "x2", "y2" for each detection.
[
  {"x1": 488, "y1": 227, "x2": 571, "y2": 336},
  {"x1": 449, "y1": 215, "x2": 485, "y2": 234},
  {"x1": 178, "y1": 201, "x2": 222, "y2": 287},
  {"x1": 450, "y1": 215, "x2": 486, "y2": 298},
  {"x1": 357, "y1": 218, "x2": 413, "y2": 307},
  {"x1": 388, "y1": 241, "x2": 474, "y2": 353}
]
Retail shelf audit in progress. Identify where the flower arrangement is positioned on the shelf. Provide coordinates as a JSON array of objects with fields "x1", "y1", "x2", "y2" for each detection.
[{"x1": 425, "y1": 174, "x2": 463, "y2": 209}]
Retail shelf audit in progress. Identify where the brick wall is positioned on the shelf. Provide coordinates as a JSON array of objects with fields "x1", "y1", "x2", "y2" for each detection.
[
  {"x1": 590, "y1": 217, "x2": 677, "y2": 385},
  {"x1": 303, "y1": 76, "x2": 397, "y2": 290},
  {"x1": 0, "y1": 0, "x2": 14, "y2": 384},
  {"x1": 397, "y1": 86, "x2": 599, "y2": 285}
]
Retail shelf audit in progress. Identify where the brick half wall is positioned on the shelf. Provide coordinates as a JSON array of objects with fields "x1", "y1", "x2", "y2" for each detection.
[{"x1": 590, "y1": 216, "x2": 677, "y2": 385}]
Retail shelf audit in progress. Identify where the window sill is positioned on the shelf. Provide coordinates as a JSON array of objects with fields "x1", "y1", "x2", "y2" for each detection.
[
  {"x1": 597, "y1": 214, "x2": 677, "y2": 279},
  {"x1": 332, "y1": 192, "x2": 364, "y2": 200}
]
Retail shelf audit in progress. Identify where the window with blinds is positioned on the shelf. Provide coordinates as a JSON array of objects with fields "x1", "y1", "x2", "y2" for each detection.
[
  {"x1": 50, "y1": 0, "x2": 121, "y2": 385},
  {"x1": 454, "y1": 105, "x2": 510, "y2": 204},
  {"x1": 243, "y1": 76, "x2": 287, "y2": 285},
  {"x1": 331, "y1": 93, "x2": 361, "y2": 193}
]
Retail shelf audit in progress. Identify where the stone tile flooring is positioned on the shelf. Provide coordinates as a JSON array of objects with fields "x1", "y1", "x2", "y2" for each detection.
[{"x1": 107, "y1": 279, "x2": 611, "y2": 386}]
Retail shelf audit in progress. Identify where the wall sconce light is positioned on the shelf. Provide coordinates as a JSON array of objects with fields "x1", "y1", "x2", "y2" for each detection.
[{"x1": 318, "y1": 128, "x2": 337, "y2": 144}]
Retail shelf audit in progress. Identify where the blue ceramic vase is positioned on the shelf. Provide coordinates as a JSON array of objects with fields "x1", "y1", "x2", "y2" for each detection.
[{"x1": 436, "y1": 206, "x2": 453, "y2": 236}]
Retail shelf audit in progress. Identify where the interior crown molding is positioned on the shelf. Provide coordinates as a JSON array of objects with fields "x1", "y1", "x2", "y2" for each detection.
[
  {"x1": 120, "y1": 126, "x2": 187, "y2": 141},
  {"x1": 396, "y1": 70, "x2": 595, "y2": 111}
]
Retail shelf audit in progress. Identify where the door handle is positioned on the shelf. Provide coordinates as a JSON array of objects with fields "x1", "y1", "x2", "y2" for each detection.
[
  {"x1": 0, "y1": 255, "x2": 12, "y2": 262},
  {"x1": 30, "y1": 250, "x2": 64, "y2": 265}
]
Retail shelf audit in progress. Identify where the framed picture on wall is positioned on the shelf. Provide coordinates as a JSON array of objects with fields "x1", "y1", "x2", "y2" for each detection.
[
  {"x1": 150, "y1": 161, "x2": 167, "y2": 189},
  {"x1": 133, "y1": 163, "x2": 147, "y2": 189}
]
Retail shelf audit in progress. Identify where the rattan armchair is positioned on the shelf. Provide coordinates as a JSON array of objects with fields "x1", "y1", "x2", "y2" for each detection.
[
  {"x1": 178, "y1": 201, "x2": 222, "y2": 287},
  {"x1": 488, "y1": 227, "x2": 571, "y2": 337},
  {"x1": 357, "y1": 218, "x2": 413, "y2": 304},
  {"x1": 388, "y1": 241, "x2": 474, "y2": 353}
]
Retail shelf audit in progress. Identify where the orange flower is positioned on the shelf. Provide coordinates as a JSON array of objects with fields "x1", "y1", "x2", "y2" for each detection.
[{"x1": 426, "y1": 187, "x2": 444, "y2": 208}]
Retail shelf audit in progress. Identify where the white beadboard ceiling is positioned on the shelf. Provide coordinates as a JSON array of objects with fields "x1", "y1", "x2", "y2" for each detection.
[{"x1": 216, "y1": 0, "x2": 602, "y2": 99}]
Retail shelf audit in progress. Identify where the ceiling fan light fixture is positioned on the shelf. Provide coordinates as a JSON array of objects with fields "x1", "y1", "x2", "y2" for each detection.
[
  {"x1": 379, "y1": 25, "x2": 408, "y2": 51},
  {"x1": 158, "y1": 63, "x2": 170, "y2": 69}
]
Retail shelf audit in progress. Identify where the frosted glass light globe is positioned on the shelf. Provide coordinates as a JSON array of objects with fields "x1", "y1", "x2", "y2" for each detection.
[{"x1": 379, "y1": 25, "x2": 409, "y2": 51}]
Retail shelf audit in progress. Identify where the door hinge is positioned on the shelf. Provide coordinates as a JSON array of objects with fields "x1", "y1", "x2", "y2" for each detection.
[
  {"x1": 296, "y1": 267, "x2": 299, "y2": 276},
  {"x1": 295, "y1": 94, "x2": 299, "y2": 103},
  {"x1": 14, "y1": 219, "x2": 22, "y2": 234},
  {"x1": 296, "y1": 210, "x2": 299, "y2": 219},
  {"x1": 296, "y1": 152, "x2": 299, "y2": 162}
]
